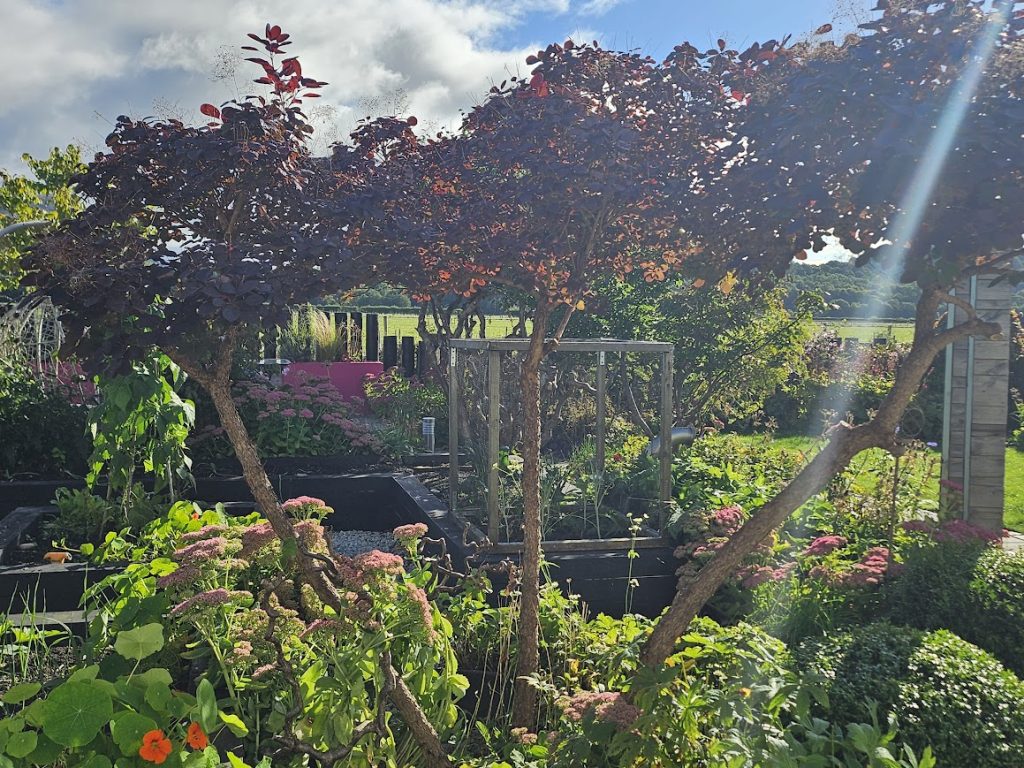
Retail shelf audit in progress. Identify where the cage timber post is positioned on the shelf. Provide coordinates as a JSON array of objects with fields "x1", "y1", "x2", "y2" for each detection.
[{"x1": 446, "y1": 338, "x2": 675, "y2": 543}]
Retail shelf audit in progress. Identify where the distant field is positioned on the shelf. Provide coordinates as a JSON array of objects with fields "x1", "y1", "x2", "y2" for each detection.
[
  {"x1": 817, "y1": 318, "x2": 916, "y2": 343},
  {"x1": 373, "y1": 313, "x2": 521, "y2": 341}
]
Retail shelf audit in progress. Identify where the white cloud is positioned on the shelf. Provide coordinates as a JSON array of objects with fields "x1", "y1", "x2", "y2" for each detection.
[
  {"x1": 0, "y1": 0, "x2": 550, "y2": 170},
  {"x1": 579, "y1": 0, "x2": 627, "y2": 16}
]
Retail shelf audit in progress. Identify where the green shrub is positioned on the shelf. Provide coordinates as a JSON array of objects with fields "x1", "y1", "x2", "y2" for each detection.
[
  {"x1": 884, "y1": 543, "x2": 1024, "y2": 676},
  {"x1": 0, "y1": 362, "x2": 89, "y2": 479},
  {"x1": 798, "y1": 622, "x2": 1024, "y2": 768}
]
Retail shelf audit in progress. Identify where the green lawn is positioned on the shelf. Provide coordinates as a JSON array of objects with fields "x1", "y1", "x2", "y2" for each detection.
[
  {"x1": 1004, "y1": 448, "x2": 1024, "y2": 532},
  {"x1": 375, "y1": 313, "x2": 522, "y2": 341},
  {"x1": 730, "y1": 433, "x2": 1024, "y2": 533},
  {"x1": 816, "y1": 318, "x2": 916, "y2": 343}
]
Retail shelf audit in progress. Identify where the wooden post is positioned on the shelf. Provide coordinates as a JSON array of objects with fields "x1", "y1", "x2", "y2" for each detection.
[
  {"x1": 942, "y1": 274, "x2": 1011, "y2": 531},
  {"x1": 487, "y1": 349, "x2": 502, "y2": 542},
  {"x1": 596, "y1": 350, "x2": 607, "y2": 473},
  {"x1": 659, "y1": 350, "x2": 674, "y2": 526},
  {"x1": 448, "y1": 347, "x2": 459, "y2": 514}
]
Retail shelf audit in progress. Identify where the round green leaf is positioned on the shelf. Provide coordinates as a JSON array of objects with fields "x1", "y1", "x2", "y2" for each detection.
[
  {"x1": 78, "y1": 756, "x2": 113, "y2": 768},
  {"x1": 40, "y1": 682, "x2": 113, "y2": 747},
  {"x1": 5, "y1": 731, "x2": 36, "y2": 759},
  {"x1": 109, "y1": 711, "x2": 157, "y2": 756},
  {"x1": 1, "y1": 683, "x2": 41, "y2": 705},
  {"x1": 114, "y1": 623, "x2": 164, "y2": 661}
]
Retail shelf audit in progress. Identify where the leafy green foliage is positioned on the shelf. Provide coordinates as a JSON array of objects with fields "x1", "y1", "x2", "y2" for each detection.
[
  {"x1": 87, "y1": 352, "x2": 195, "y2": 500},
  {"x1": 0, "y1": 361, "x2": 89, "y2": 479},
  {"x1": 784, "y1": 261, "x2": 921, "y2": 320},
  {"x1": 0, "y1": 619, "x2": 263, "y2": 767},
  {"x1": 883, "y1": 544, "x2": 1024, "y2": 676},
  {"x1": 799, "y1": 623, "x2": 1024, "y2": 768},
  {"x1": 0, "y1": 146, "x2": 85, "y2": 292},
  {"x1": 570, "y1": 278, "x2": 820, "y2": 427}
]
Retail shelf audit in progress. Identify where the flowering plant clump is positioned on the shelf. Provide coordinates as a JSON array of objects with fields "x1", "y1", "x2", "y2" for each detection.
[
  {"x1": 104, "y1": 498, "x2": 466, "y2": 764},
  {"x1": 282, "y1": 494, "x2": 333, "y2": 521},
  {"x1": 190, "y1": 372, "x2": 385, "y2": 459},
  {"x1": 364, "y1": 368, "x2": 446, "y2": 438},
  {"x1": 901, "y1": 518, "x2": 1003, "y2": 547},
  {"x1": 561, "y1": 691, "x2": 641, "y2": 729}
]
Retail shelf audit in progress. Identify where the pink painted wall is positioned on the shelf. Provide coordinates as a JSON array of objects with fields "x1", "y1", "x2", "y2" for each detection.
[{"x1": 283, "y1": 361, "x2": 384, "y2": 404}]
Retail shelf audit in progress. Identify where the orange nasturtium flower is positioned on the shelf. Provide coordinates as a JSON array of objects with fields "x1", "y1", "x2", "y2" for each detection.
[
  {"x1": 139, "y1": 730, "x2": 174, "y2": 764},
  {"x1": 187, "y1": 722, "x2": 209, "y2": 750}
]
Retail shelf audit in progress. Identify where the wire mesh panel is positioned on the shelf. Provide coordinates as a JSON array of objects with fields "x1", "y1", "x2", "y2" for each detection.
[{"x1": 448, "y1": 339, "x2": 674, "y2": 545}]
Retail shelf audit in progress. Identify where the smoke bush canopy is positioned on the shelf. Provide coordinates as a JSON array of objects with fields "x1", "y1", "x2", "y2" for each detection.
[
  {"x1": 357, "y1": 37, "x2": 799, "y2": 308},
  {"x1": 709, "y1": 0, "x2": 1024, "y2": 284},
  {"x1": 22, "y1": 26, "x2": 367, "y2": 376}
]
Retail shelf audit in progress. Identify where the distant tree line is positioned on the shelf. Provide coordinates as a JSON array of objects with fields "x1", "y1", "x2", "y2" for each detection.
[{"x1": 783, "y1": 261, "x2": 921, "y2": 319}]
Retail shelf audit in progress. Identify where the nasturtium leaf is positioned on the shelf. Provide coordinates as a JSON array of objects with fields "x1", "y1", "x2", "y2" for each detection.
[
  {"x1": 196, "y1": 679, "x2": 218, "y2": 733},
  {"x1": 5, "y1": 730, "x2": 36, "y2": 758},
  {"x1": 26, "y1": 733, "x2": 61, "y2": 765},
  {"x1": 109, "y1": 711, "x2": 158, "y2": 756},
  {"x1": 2, "y1": 683, "x2": 41, "y2": 705},
  {"x1": 40, "y1": 682, "x2": 113, "y2": 747},
  {"x1": 114, "y1": 623, "x2": 164, "y2": 661},
  {"x1": 78, "y1": 756, "x2": 113, "y2": 768},
  {"x1": 67, "y1": 665, "x2": 100, "y2": 683}
]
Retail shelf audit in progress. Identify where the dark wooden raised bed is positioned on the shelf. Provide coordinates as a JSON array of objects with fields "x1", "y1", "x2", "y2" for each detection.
[
  {"x1": 0, "y1": 473, "x2": 680, "y2": 621},
  {"x1": 0, "y1": 474, "x2": 466, "y2": 615}
]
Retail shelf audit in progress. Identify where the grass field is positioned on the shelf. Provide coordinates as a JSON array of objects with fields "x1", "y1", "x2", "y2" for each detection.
[
  {"x1": 374, "y1": 313, "x2": 522, "y2": 341},
  {"x1": 367, "y1": 312, "x2": 914, "y2": 344},
  {"x1": 816, "y1": 318, "x2": 916, "y2": 343},
  {"x1": 732, "y1": 433, "x2": 1024, "y2": 533}
]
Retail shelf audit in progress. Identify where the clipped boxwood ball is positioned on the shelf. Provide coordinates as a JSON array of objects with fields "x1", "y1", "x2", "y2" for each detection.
[{"x1": 797, "y1": 622, "x2": 1024, "y2": 768}]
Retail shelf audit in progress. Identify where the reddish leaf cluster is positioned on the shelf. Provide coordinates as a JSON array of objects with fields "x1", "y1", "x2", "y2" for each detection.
[{"x1": 23, "y1": 27, "x2": 362, "y2": 375}]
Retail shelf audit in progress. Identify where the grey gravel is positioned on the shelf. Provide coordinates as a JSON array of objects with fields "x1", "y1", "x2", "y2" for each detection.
[{"x1": 330, "y1": 529, "x2": 397, "y2": 558}]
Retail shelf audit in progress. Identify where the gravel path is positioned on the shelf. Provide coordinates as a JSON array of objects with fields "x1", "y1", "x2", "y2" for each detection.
[{"x1": 330, "y1": 530, "x2": 397, "y2": 558}]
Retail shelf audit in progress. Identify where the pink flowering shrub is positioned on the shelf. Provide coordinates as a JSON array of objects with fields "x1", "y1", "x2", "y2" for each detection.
[
  {"x1": 120, "y1": 499, "x2": 465, "y2": 759},
  {"x1": 282, "y1": 495, "x2": 333, "y2": 521},
  {"x1": 190, "y1": 373, "x2": 385, "y2": 459},
  {"x1": 561, "y1": 691, "x2": 640, "y2": 729},
  {"x1": 671, "y1": 504, "x2": 779, "y2": 622}
]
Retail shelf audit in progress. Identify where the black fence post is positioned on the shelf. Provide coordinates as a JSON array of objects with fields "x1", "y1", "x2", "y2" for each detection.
[
  {"x1": 365, "y1": 314, "x2": 380, "y2": 362},
  {"x1": 401, "y1": 337, "x2": 416, "y2": 377},
  {"x1": 382, "y1": 335, "x2": 398, "y2": 369}
]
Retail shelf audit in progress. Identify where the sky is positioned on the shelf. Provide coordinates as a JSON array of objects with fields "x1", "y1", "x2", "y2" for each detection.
[{"x1": 0, "y1": 0, "x2": 876, "y2": 178}]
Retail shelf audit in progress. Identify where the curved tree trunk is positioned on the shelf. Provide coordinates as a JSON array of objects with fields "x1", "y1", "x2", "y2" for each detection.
[
  {"x1": 511, "y1": 304, "x2": 551, "y2": 727},
  {"x1": 640, "y1": 286, "x2": 1001, "y2": 668}
]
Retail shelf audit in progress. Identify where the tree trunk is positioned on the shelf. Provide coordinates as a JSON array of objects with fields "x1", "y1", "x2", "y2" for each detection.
[
  {"x1": 639, "y1": 286, "x2": 1001, "y2": 668},
  {"x1": 511, "y1": 304, "x2": 551, "y2": 727}
]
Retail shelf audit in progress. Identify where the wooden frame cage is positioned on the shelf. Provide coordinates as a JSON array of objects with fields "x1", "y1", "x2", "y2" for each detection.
[{"x1": 447, "y1": 338, "x2": 675, "y2": 544}]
